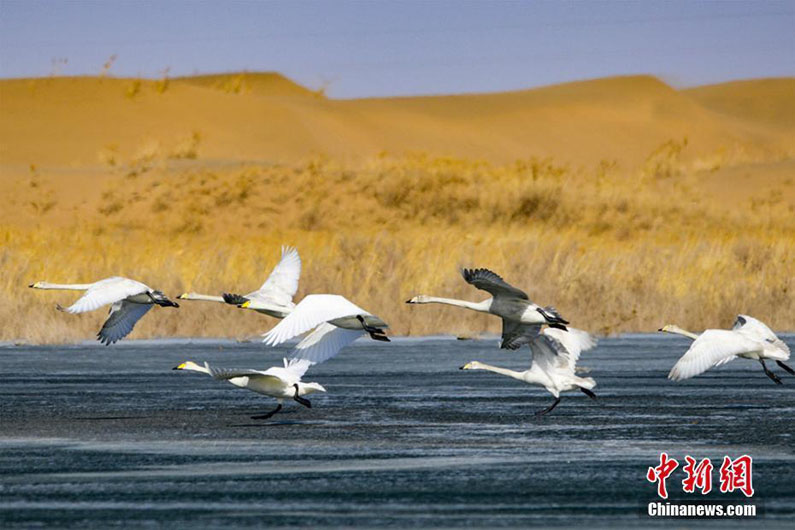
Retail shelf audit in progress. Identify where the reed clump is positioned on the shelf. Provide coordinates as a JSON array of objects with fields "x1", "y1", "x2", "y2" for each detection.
[{"x1": 2, "y1": 149, "x2": 793, "y2": 343}]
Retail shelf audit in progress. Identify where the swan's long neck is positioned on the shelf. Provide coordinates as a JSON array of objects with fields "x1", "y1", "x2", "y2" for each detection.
[
  {"x1": 664, "y1": 326, "x2": 700, "y2": 340},
  {"x1": 30, "y1": 282, "x2": 93, "y2": 291},
  {"x1": 466, "y1": 362, "x2": 525, "y2": 381},
  {"x1": 415, "y1": 296, "x2": 492, "y2": 313},
  {"x1": 179, "y1": 293, "x2": 225, "y2": 303}
]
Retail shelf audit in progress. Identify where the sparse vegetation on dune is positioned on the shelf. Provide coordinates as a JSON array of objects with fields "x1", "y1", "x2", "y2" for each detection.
[
  {"x1": 1, "y1": 72, "x2": 793, "y2": 343},
  {"x1": 2, "y1": 148, "x2": 793, "y2": 344}
]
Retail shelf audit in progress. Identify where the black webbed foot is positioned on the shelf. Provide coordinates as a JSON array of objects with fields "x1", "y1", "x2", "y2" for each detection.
[
  {"x1": 534, "y1": 397, "x2": 561, "y2": 416},
  {"x1": 251, "y1": 403, "x2": 283, "y2": 420},
  {"x1": 776, "y1": 361, "x2": 795, "y2": 376}
]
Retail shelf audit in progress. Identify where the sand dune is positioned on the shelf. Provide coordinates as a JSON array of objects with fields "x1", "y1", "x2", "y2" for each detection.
[{"x1": 2, "y1": 74, "x2": 792, "y2": 171}]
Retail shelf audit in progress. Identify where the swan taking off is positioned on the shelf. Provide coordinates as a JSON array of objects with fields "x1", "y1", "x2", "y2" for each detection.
[
  {"x1": 261, "y1": 294, "x2": 389, "y2": 362},
  {"x1": 29, "y1": 277, "x2": 179, "y2": 345},
  {"x1": 178, "y1": 246, "x2": 301, "y2": 318},
  {"x1": 660, "y1": 314, "x2": 793, "y2": 384},
  {"x1": 407, "y1": 268, "x2": 568, "y2": 349},
  {"x1": 460, "y1": 328, "x2": 597, "y2": 416},
  {"x1": 173, "y1": 358, "x2": 325, "y2": 419}
]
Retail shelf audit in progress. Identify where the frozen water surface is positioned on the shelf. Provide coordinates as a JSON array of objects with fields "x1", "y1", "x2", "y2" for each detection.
[{"x1": 1, "y1": 335, "x2": 794, "y2": 528}]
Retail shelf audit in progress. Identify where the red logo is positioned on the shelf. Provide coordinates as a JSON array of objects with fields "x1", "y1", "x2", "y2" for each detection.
[
  {"x1": 682, "y1": 456, "x2": 713, "y2": 495},
  {"x1": 719, "y1": 455, "x2": 754, "y2": 497},
  {"x1": 647, "y1": 452, "x2": 679, "y2": 499},
  {"x1": 648, "y1": 454, "x2": 754, "y2": 498}
]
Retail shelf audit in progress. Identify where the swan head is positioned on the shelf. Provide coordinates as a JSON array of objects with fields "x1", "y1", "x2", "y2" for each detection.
[
  {"x1": 177, "y1": 292, "x2": 192, "y2": 300},
  {"x1": 150, "y1": 290, "x2": 179, "y2": 308},
  {"x1": 172, "y1": 361, "x2": 206, "y2": 373},
  {"x1": 298, "y1": 382, "x2": 326, "y2": 395},
  {"x1": 29, "y1": 281, "x2": 44, "y2": 288},
  {"x1": 460, "y1": 361, "x2": 485, "y2": 370},
  {"x1": 406, "y1": 295, "x2": 430, "y2": 304},
  {"x1": 659, "y1": 324, "x2": 685, "y2": 334}
]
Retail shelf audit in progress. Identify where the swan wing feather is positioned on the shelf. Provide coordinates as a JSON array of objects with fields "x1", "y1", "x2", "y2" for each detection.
[
  {"x1": 262, "y1": 294, "x2": 368, "y2": 345},
  {"x1": 528, "y1": 335, "x2": 567, "y2": 372},
  {"x1": 500, "y1": 321, "x2": 541, "y2": 350},
  {"x1": 542, "y1": 327, "x2": 596, "y2": 370},
  {"x1": 247, "y1": 246, "x2": 301, "y2": 306},
  {"x1": 65, "y1": 277, "x2": 149, "y2": 314},
  {"x1": 733, "y1": 314, "x2": 790, "y2": 358},
  {"x1": 668, "y1": 329, "x2": 763, "y2": 381},
  {"x1": 97, "y1": 301, "x2": 152, "y2": 345},
  {"x1": 461, "y1": 268, "x2": 529, "y2": 300},
  {"x1": 289, "y1": 323, "x2": 363, "y2": 365}
]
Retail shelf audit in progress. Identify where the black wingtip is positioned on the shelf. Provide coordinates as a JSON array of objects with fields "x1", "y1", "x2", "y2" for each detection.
[{"x1": 223, "y1": 293, "x2": 248, "y2": 306}]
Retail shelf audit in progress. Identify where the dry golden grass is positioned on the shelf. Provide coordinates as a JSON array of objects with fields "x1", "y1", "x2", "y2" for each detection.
[
  {"x1": 2, "y1": 148, "x2": 793, "y2": 344},
  {"x1": 2, "y1": 72, "x2": 793, "y2": 343}
]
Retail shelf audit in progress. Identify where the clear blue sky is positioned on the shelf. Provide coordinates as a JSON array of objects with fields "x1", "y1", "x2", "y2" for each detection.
[{"x1": 1, "y1": 0, "x2": 793, "y2": 98}]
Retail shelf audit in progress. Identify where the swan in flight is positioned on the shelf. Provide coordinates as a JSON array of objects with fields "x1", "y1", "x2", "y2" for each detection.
[
  {"x1": 261, "y1": 294, "x2": 389, "y2": 363},
  {"x1": 460, "y1": 328, "x2": 597, "y2": 416},
  {"x1": 177, "y1": 246, "x2": 301, "y2": 318},
  {"x1": 407, "y1": 268, "x2": 569, "y2": 349},
  {"x1": 173, "y1": 358, "x2": 325, "y2": 419},
  {"x1": 29, "y1": 277, "x2": 179, "y2": 345},
  {"x1": 173, "y1": 295, "x2": 384, "y2": 418},
  {"x1": 660, "y1": 314, "x2": 793, "y2": 384}
]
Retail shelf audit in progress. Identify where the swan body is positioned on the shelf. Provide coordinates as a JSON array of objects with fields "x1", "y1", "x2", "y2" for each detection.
[
  {"x1": 660, "y1": 315, "x2": 792, "y2": 383},
  {"x1": 29, "y1": 276, "x2": 179, "y2": 345},
  {"x1": 173, "y1": 358, "x2": 325, "y2": 419},
  {"x1": 407, "y1": 268, "x2": 569, "y2": 350},
  {"x1": 461, "y1": 327, "x2": 597, "y2": 415},
  {"x1": 178, "y1": 246, "x2": 300, "y2": 318},
  {"x1": 262, "y1": 294, "x2": 389, "y2": 362}
]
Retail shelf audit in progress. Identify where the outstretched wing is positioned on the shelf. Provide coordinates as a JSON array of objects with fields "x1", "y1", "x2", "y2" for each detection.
[
  {"x1": 281, "y1": 357, "x2": 313, "y2": 379},
  {"x1": 528, "y1": 334, "x2": 567, "y2": 372},
  {"x1": 500, "y1": 321, "x2": 541, "y2": 350},
  {"x1": 289, "y1": 322, "x2": 364, "y2": 364},
  {"x1": 247, "y1": 246, "x2": 301, "y2": 307},
  {"x1": 668, "y1": 329, "x2": 763, "y2": 381},
  {"x1": 733, "y1": 314, "x2": 790, "y2": 357},
  {"x1": 541, "y1": 328, "x2": 596, "y2": 371},
  {"x1": 97, "y1": 301, "x2": 152, "y2": 345},
  {"x1": 262, "y1": 294, "x2": 368, "y2": 346},
  {"x1": 65, "y1": 277, "x2": 149, "y2": 314},
  {"x1": 461, "y1": 268, "x2": 529, "y2": 300},
  {"x1": 207, "y1": 364, "x2": 290, "y2": 386},
  {"x1": 208, "y1": 365, "x2": 267, "y2": 380}
]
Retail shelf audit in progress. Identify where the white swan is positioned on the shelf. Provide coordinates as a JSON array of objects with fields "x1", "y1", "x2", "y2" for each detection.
[
  {"x1": 29, "y1": 277, "x2": 179, "y2": 345},
  {"x1": 460, "y1": 328, "x2": 597, "y2": 416},
  {"x1": 261, "y1": 294, "x2": 389, "y2": 363},
  {"x1": 407, "y1": 268, "x2": 569, "y2": 350},
  {"x1": 173, "y1": 358, "x2": 325, "y2": 419},
  {"x1": 178, "y1": 246, "x2": 300, "y2": 318},
  {"x1": 660, "y1": 314, "x2": 792, "y2": 384}
]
